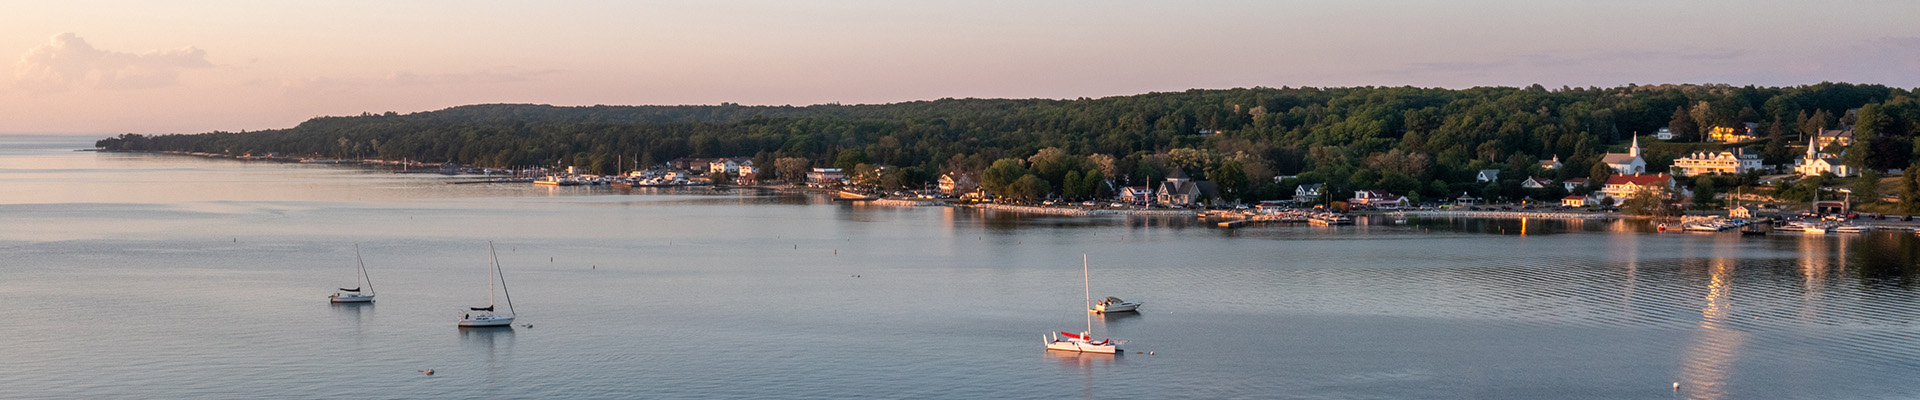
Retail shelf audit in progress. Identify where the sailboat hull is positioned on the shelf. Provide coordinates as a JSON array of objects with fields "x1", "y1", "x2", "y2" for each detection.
[
  {"x1": 1045, "y1": 339, "x2": 1120, "y2": 353},
  {"x1": 458, "y1": 315, "x2": 514, "y2": 327},
  {"x1": 329, "y1": 294, "x2": 374, "y2": 303}
]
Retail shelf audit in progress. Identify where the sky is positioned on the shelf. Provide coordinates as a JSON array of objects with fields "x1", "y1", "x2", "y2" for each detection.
[{"x1": 3, "y1": 0, "x2": 1919, "y2": 134}]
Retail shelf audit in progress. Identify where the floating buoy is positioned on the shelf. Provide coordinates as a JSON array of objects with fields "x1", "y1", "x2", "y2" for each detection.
[
  {"x1": 420, "y1": 369, "x2": 435, "y2": 375},
  {"x1": 834, "y1": 249, "x2": 837, "y2": 254},
  {"x1": 591, "y1": 265, "x2": 595, "y2": 269},
  {"x1": 1672, "y1": 382, "x2": 1679, "y2": 390},
  {"x1": 1148, "y1": 352, "x2": 1154, "y2": 355}
]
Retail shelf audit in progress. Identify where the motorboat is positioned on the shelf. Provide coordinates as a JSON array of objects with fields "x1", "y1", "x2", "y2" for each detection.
[
  {"x1": 1092, "y1": 296, "x2": 1140, "y2": 313},
  {"x1": 458, "y1": 242, "x2": 518, "y2": 327},
  {"x1": 1834, "y1": 225, "x2": 1871, "y2": 233},
  {"x1": 328, "y1": 245, "x2": 376, "y2": 303}
]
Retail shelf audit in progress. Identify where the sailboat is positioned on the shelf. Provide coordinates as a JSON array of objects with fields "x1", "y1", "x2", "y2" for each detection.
[
  {"x1": 457, "y1": 242, "x2": 517, "y2": 327},
  {"x1": 328, "y1": 245, "x2": 375, "y2": 303},
  {"x1": 1045, "y1": 254, "x2": 1123, "y2": 353}
]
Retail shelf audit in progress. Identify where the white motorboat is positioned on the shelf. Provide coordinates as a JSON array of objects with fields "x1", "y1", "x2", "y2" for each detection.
[
  {"x1": 1834, "y1": 225, "x2": 1871, "y2": 233},
  {"x1": 1092, "y1": 296, "x2": 1140, "y2": 313},
  {"x1": 1046, "y1": 254, "x2": 1123, "y2": 353},
  {"x1": 458, "y1": 242, "x2": 517, "y2": 327},
  {"x1": 328, "y1": 245, "x2": 376, "y2": 303}
]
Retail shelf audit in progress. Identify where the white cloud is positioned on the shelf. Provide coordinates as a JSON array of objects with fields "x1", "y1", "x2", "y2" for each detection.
[{"x1": 9, "y1": 33, "x2": 212, "y2": 92}]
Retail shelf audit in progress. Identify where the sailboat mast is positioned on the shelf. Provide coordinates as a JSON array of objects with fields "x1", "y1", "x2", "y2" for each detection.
[
  {"x1": 491, "y1": 241, "x2": 516, "y2": 316},
  {"x1": 1083, "y1": 254, "x2": 1093, "y2": 334},
  {"x1": 487, "y1": 243, "x2": 497, "y2": 309},
  {"x1": 355, "y1": 244, "x2": 373, "y2": 295}
]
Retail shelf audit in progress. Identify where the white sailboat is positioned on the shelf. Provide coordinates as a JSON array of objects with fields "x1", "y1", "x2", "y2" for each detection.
[
  {"x1": 458, "y1": 242, "x2": 517, "y2": 327},
  {"x1": 1045, "y1": 254, "x2": 1123, "y2": 353},
  {"x1": 328, "y1": 245, "x2": 375, "y2": 303}
]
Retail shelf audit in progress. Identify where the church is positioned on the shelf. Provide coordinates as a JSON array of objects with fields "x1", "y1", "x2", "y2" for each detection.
[{"x1": 1600, "y1": 136, "x2": 1647, "y2": 175}]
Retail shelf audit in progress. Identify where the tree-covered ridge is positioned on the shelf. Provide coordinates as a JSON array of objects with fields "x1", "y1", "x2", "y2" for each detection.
[{"x1": 98, "y1": 83, "x2": 1920, "y2": 203}]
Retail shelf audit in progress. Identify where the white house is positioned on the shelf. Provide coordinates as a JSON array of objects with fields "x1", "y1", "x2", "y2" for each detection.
[
  {"x1": 1599, "y1": 174, "x2": 1673, "y2": 199},
  {"x1": 1671, "y1": 148, "x2": 1764, "y2": 176},
  {"x1": 1476, "y1": 169, "x2": 1501, "y2": 183},
  {"x1": 1601, "y1": 136, "x2": 1647, "y2": 175},
  {"x1": 707, "y1": 157, "x2": 753, "y2": 174},
  {"x1": 1561, "y1": 177, "x2": 1589, "y2": 192},
  {"x1": 1294, "y1": 183, "x2": 1323, "y2": 202},
  {"x1": 1654, "y1": 127, "x2": 1674, "y2": 140},
  {"x1": 1520, "y1": 176, "x2": 1554, "y2": 189}
]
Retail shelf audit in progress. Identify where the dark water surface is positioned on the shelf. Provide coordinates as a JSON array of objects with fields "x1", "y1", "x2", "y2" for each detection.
[{"x1": 2, "y1": 135, "x2": 1917, "y2": 399}]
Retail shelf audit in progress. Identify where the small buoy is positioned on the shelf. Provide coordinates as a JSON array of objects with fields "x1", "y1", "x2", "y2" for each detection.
[
  {"x1": 1672, "y1": 382, "x2": 1679, "y2": 390},
  {"x1": 591, "y1": 265, "x2": 596, "y2": 269},
  {"x1": 420, "y1": 369, "x2": 434, "y2": 375},
  {"x1": 1148, "y1": 352, "x2": 1154, "y2": 355},
  {"x1": 834, "y1": 249, "x2": 838, "y2": 254}
]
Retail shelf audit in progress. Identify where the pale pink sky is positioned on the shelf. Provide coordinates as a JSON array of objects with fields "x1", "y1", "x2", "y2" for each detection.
[{"x1": 4, "y1": 0, "x2": 1918, "y2": 134}]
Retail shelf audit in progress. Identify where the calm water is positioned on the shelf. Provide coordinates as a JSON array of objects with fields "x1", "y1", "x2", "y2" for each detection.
[{"x1": 1, "y1": 134, "x2": 1917, "y2": 399}]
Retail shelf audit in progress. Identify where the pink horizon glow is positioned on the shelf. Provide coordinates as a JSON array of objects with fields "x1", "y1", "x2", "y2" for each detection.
[{"x1": 5, "y1": 1, "x2": 1919, "y2": 134}]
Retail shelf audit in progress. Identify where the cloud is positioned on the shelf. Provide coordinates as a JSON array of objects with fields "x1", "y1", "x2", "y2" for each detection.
[{"x1": 9, "y1": 33, "x2": 211, "y2": 92}]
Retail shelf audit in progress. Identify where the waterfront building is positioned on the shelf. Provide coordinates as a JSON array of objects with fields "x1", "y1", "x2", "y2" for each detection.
[
  {"x1": 1118, "y1": 186, "x2": 1153, "y2": 204},
  {"x1": 708, "y1": 157, "x2": 752, "y2": 174},
  {"x1": 1671, "y1": 148, "x2": 1764, "y2": 176},
  {"x1": 1155, "y1": 168, "x2": 1218, "y2": 206},
  {"x1": 937, "y1": 173, "x2": 977, "y2": 196},
  {"x1": 807, "y1": 168, "x2": 846, "y2": 186},
  {"x1": 1520, "y1": 176, "x2": 1554, "y2": 189},
  {"x1": 1561, "y1": 195, "x2": 1590, "y2": 207},
  {"x1": 1348, "y1": 190, "x2": 1407, "y2": 209},
  {"x1": 1599, "y1": 174, "x2": 1673, "y2": 199},
  {"x1": 1601, "y1": 136, "x2": 1647, "y2": 175},
  {"x1": 1453, "y1": 192, "x2": 1477, "y2": 206},
  {"x1": 1294, "y1": 183, "x2": 1323, "y2": 202}
]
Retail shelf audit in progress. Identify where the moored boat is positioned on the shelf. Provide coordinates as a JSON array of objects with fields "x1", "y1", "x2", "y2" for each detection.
[
  {"x1": 328, "y1": 245, "x2": 376, "y2": 303},
  {"x1": 458, "y1": 242, "x2": 518, "y2": 327}
]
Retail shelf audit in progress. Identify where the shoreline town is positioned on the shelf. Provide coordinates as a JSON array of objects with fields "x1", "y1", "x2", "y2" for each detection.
[{"x1": 94, "y1": 148, "x2": 1920, "y2": 234}]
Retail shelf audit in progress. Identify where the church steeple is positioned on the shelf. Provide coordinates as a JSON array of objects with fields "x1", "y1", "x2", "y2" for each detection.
[{"x1": 1629, "y1": 135, "x2": 1640, "y2": 158}]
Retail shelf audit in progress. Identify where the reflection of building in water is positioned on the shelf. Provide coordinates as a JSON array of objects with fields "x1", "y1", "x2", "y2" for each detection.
[
  {"x1": 1796, "y1": 235, "x2": 1835, "y2": 319},
  {"x1": 1678, "y1": 256, "x2": 1745, "y2": 400}
]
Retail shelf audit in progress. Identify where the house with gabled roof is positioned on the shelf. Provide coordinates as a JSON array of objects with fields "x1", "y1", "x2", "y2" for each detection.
[
  {"x1": 1599, "y1": 174, "x2": 1673, "y2": 199},
  {"x1": 1475, "y1": 169, "x2": 1501, "y2": 182},
  {"x1": 1561, "y1": 177, "x2": 1589, "y2": 192},
  {"x1": 1520, "y1": 176, "x2": 1554, "y2": 189},
  {"x1": 1155, "y1": 168, "x2": 1218, "y2": 206}
]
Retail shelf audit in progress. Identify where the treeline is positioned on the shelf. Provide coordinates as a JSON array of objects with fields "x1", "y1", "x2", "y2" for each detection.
[{"x1": 97, "y1": 83, "x2": 1920, "y2": 202}]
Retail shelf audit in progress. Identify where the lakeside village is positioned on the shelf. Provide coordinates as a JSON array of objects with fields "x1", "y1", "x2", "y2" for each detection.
[{"x1": 129, "y1": 122, "x2": 1920, "y2": 235}]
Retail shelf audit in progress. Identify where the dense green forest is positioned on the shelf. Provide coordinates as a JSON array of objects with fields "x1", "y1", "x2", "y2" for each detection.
[{"x1": 97, "y1": 83, "x2": 1920, "y2": 203}]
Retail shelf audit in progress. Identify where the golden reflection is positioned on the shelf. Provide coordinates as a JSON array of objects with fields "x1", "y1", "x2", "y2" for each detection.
[
  {"x1": 1797, "y1": 235, "x2": 1830, "y2": 318},
  {"x1": 1520, "y1": 217, "x2": 1528, "y2": 236},
  {"x1": 1678, "y1": 255, "x2": 1744, "y2": 400}
]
